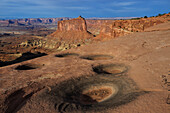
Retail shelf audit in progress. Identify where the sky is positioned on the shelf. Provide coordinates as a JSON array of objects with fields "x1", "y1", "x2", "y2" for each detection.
[{"x1": 0, "y1": 0, "x2": 169, "y2": 19}]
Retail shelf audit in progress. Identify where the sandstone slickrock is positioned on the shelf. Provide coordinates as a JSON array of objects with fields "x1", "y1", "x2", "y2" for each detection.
[{"x1": 0, "y1": 22, "x2": 170, "y2": 113}]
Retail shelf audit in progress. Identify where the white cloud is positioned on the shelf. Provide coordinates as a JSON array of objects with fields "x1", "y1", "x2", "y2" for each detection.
[
  {"x1": 111, "y1": 2, "x2": 137, "y2": 6},
  {"x1": 64, "y1": 6, "x2": 90, "y2": 10},
  {"x1": 105, "y1": 7, "x2": 149, "y2": 13}
]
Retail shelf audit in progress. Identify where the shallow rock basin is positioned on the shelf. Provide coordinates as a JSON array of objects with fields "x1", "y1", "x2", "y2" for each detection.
[
  {"x1": 79, "y1": 84, "x2": 118, "y2": 104},
  {"x1": 15, "y1": 63, "x2": 44, "y2": 70},
  {"x1": 93, "y1": 64, "x2": 128, "y2": 75},
  {"x1": 80, "y1": 55, "x2": 113, "y2": 60},
  {"x1": 55, "y1": 53, "x2": 79, "y2": 57}
]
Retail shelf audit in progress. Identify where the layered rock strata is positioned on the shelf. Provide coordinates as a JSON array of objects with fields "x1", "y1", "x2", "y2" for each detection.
[
  {"x1": 48, "y1": 16, "x2": 94, "y2": 50},
  {"x1": 96, "y1": 14, "x2": 170, "y2": 40},
  {"x1": 50, "y1": 16, "x2": 94, "y2": 40},
  {"x1": 0, "y1": 17, "x2": 71, "y2": 26}
]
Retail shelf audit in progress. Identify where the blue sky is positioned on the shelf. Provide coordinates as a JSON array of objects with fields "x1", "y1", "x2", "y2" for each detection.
[{"x1": 0, "y1": 0, "x2": 169, "y2": 19}]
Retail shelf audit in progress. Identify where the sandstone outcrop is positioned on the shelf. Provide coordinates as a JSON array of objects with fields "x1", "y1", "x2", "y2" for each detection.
[
  {"x1": 57, "y1": 16, "x2": 87, "y2": 31},
  {"x1": 96, "y1": 14, "x2": 170, "y2": 40},
  {"x1": 47, "y1": 16, "x2": 94, "y2": 51},
  {"x1": 86, "y1": 20, "x2": 114, "y2": 36},
  {"x1": 50, "y1": 16, "x2": 94, "y2": 40}
]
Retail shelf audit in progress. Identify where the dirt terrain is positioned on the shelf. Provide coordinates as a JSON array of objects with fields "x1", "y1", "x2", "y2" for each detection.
[{"x1": 0, "y1": 20, "x2": 170, "y2": 113}]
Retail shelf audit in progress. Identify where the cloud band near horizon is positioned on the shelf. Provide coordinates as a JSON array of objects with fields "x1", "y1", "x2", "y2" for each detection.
[{"x1": 0, "y1": 0, "x2": 169, "y2": 19}]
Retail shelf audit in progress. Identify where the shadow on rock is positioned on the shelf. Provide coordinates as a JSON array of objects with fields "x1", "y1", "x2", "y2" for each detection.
[{"x1": 37, "y1": 75, "x2": 146, "y2": 112}]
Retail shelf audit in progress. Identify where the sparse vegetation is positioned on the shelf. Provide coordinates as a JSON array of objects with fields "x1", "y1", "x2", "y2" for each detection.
[
  {"x1": 140, "y1": 12, "x2": 169, "y2": 19},
  {"x1": 132, "y1": 18, "x2": 141, "y2": 20},
  {"x1": 156, "y1": 13, "x2": 166, "y2": 17}
]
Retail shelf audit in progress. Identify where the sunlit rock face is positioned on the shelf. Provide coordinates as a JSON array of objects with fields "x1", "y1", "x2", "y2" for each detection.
[
  {"x1": 48, "y1": 16, "x2": 94, "y2": 51},
  {"x1": 57, "y1": 16, "x2": 87, "y2": 32},
  {"x1": 95, "y1": 15, "x2": 170, "y2": 40},
  {"x1": 50, "y1": 16, "x2": 94, "y2": 40}
]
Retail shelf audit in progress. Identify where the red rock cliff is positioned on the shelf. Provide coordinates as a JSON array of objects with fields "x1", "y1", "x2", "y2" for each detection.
[
  {"x1": 57, "y1": 16, "x2": 87, "y2": 31},
  {"x1": 95, "y1": 15, "x2": 170, "y2": 40},
  {"x1": 50, "y1": 16, "x2": 94, "y2": 40}
]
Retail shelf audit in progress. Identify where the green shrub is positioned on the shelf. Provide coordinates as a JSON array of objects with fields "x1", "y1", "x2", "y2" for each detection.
[
  {"x1": 131, "y1": 18, "x2": 141, "y2": 20},
  {"x1": 157, "y1": 13, "x2": 166, "y2": 17}
]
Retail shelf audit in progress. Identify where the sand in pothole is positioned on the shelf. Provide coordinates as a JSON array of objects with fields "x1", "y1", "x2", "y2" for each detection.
[
  {"x1": 22, "y1": 75, "x2": 145, "y2": 113},
  {"x1": 80, "y1": 55, "x2": 113, "y2": 60},
  {"x1": 55, "y1": 53, "x2": 79, "y2": 57},
  {"x1": 79, "y1": 85, "x2": 118, "y2": 105},
  {"x1": 15, "y1": 63, "x2": 44, "y2": 70},
  {"x1": 93, "y1": 64, "x2": 128, "y2": 75}
]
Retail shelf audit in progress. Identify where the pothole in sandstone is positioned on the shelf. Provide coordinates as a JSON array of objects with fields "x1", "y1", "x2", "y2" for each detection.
[
  {"x1": 55, "y1": 53, "x2": 79, "y2": 58},
  {"x1": 93, "y1": 64, "x2": 128, "y2": 75},
  {"x1": 36, "y1": 75, "x2": 144, "y2": 112},
  {"x1": 1, "y1": 83, "x2": 44, "y2": 113},
  {"x1": 80, "y1": 55, "x2": 113, "y2": 60},
  {"x1": 72, "y1": 84, "x2": 118, "y2": 105},
  {"x1": 15, "y1": 63, "x2": 44, "y2": 70}
]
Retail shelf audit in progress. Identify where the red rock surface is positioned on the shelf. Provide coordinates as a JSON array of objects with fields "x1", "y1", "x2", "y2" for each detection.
[
  {"x1": 95, "y1": 14, "x2": 170, "y2": 40},
  {"x1": 57, "y1": 16, "x2": 87, "y2": 31},
  {"x1": 50, "y1": 16, "x2": 94, "y2": 40},
  {"x1": 86, "y1": 20, "x2": 114, "y2": 35},
  {"x1": 0, "y1": 22, "x2": 170, "y2": 113}
]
